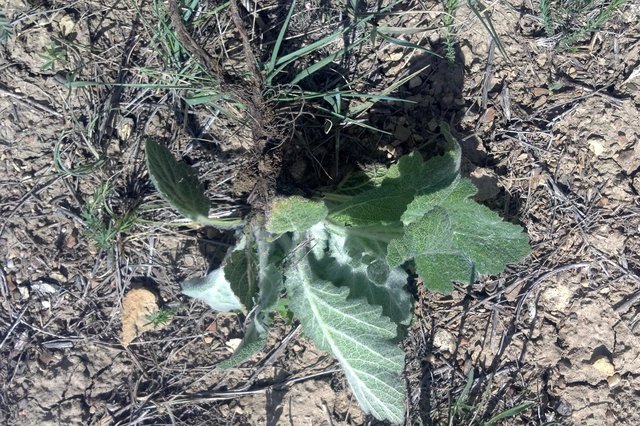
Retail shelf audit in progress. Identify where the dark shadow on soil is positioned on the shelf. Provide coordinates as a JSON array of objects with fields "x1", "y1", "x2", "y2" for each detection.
[{"x1": 265, "y1": 389, "x2": 285, "y2": 425}]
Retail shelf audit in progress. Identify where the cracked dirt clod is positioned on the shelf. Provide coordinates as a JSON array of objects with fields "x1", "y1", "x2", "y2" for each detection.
[{"x1": 121, "y1": 288, "x2": 162, "y2": 347}]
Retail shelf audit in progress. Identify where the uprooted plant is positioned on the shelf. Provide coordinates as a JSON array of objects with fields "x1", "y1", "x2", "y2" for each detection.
[{"x1": 144, "y1": 123, "x2": 530, "y2": 424}]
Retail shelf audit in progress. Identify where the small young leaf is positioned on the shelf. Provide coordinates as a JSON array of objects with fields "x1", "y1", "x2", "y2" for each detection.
[
  {"x1": 224, "y1": 241, "x2": 258, "y2": 311},
  {"x1": 266, "y1": 196, "x2": 328, "y2": 234},
  {"x1": 145, "y1": 140, "x2": 241, "y2": 229},
  {"x1": 145, "y1": 140, "x2": 210, "y2": 220},
  {"x1": 255, "y1": 231, "x2": 290, "y2": 310},
  {"x1": 213, "y1": 233, "x2": 288, "y2": 369},
  {"x1": 285, "y1": 256, "x2": 406, "y2": 424}
]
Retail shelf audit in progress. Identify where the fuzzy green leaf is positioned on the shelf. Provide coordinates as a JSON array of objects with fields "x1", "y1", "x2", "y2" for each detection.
[
  {"x1": 145, "y1": 140, "x2": 209, "y2": 220},
  {"x1": 266, "y1": 196, "x2": 328, "y2": 234},
  {"x1": 328, "y1": 185, "x2": 414, "y2": 226},
  {"x1": 185, "y1": 232, "x2": 287, "y2": 370},
  {"x1": 224, "y1": 240, "x2": 258, "y2": 311},
  {"x1": 181, "y1": 267, "x2": 245, "y2": 312},
  {"x1": 326, "y1": 222, "x2": 404, "y2": 260},
  {"x1": 212, "y1": 233, "x2": 288, "y2": 369},
  {"x1": 145, "y1": 140, "x2": 241, "y2": 229},
  {"x1": 285, "y1": 256, "x2": 406, "y2": 424},
  {"x1": 331, "y1": 165, "x2": 388, "y2": 196},
  {"x1": 387, "y1": 178, "x2": 530, "y2": 293},
  {"x1": 313, "y1": 256, "x2": 413, "y2": 327},
  {"x1": 310, "y1": 228, "x2": 413, "y2": 326},
  {"x1": 327, "y1": 144, "x2": 460, "y2": 227}
]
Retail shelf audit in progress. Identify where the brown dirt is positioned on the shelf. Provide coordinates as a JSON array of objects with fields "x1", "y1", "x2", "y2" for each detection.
[{"x1": 1, "y1": 0, "x2": 640, "y2": 425}]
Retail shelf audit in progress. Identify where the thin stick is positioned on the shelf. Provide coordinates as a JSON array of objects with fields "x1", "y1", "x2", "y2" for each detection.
[
  {"x1": 0, "y1": 175, "x2": 62, "y2": 238},
  {"x1": 166, "y1": 0, "x2": 222, "y2": 76},
  {"x1": 0, "y1": 303, "x2": 29, "y2": 351},
  {"x1": 614, "y1": 276, "x2": 640, "y2": 314},
  {"x1": 0, "y1": 84, "x2": 62, "y2": 118},
  {"x1": 458, "y1": 262, "x2": 592, "y2": 321},
  {"x1": 229, "y1": 0, "x2": 263, "y2": 87},
  {"x1": 231, "y1": 324, "x2": 302, "y2": 392},
  {"x1": 515, "y1": 262, "x2": 591, "y2": 319},
  {"x1": 162, "y1": 368, "x2": 340, "y2": 405}
]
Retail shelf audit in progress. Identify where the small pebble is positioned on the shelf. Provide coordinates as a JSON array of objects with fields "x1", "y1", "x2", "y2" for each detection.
[
  {"x1": 592, "y1": 355, "x2": 615, "y2": 377},
  {"x1": 607, "y1": 373, "x2": 621, "y2": 388}
]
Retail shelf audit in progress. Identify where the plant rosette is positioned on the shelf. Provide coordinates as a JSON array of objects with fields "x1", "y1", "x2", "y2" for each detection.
[{"x1": 145, "y1": 126, "x2": 530, "y2": 424}]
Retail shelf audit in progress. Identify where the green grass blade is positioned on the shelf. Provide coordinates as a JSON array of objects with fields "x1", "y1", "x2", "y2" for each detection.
[
  {"x1": 459, "y1": 369, "x2": 474, "y2": 403},
  {"x1": 266, "y1": 0, "x2": 297, "y2": 78},
  {"x1": 269, "y1": 5, "x2": 384, "y2": 82},
  {"x1": 290, "y1": 37, "x2": 367, "y2": 85},
  {"x1": 375, "y1": 26, "x2": 434, "y2": 35},
  {"x1": 315, "y1": 106, "x2": 391, "y2": 134},
  {"x1": 53, "y1": 137, "x2": 104, "y2": 177},
  {"x1": 267, "y1": 30, "x2": 344, "y2": 83},
  {"x1": 0, "y1": 13, "x2": 11, "y2": 44},
  {"x1": 348, "y1": 64, "x2": 429, "y2": 117},
  {"x1": 273, "y1": 89, "x2": 415, "y2": 103},
  {"x1": 193, "y1": 2, "x2": 229, "y2": 24},
  {"x1": 379, "y1": 33, "x2": 438, "y2": 55},
  {"x1": 485, "y1": 402, "x2": 535, "y2": 425},
  {"x1": 560, "y1": 0, "x2": 627, "y2": 48}
]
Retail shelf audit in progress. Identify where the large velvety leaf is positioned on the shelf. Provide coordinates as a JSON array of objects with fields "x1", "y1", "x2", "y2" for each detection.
[
  {"x1": 314, "y1": 256, "x2": 413, "y2": 327},
  {"x1": 145, "y1": 140, "x2": 241, "y2": 229},
  {"x1": 329, "y1": 164, "x2": 388, "y2": 196},
  {"x1": 326, "y1": 221, "x2": 404, "y2": 260},
  {"x1": 387, "y1": 178, "x2": 530, "y2": 293},
  {"x1": 311, "y1": 230, "x2": 413, "y2": 326},
  {"x1": 327, "y1": 185, "x2": 414, "y2": 226},
  {"x1": 285, "y1": 256, "x2": 406, "y2": 424}
]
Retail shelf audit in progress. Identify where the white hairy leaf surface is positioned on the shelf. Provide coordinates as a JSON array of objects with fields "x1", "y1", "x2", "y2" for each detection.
[{"x1": 285, "y1": 256, "x2": 406, "y2": 424}]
